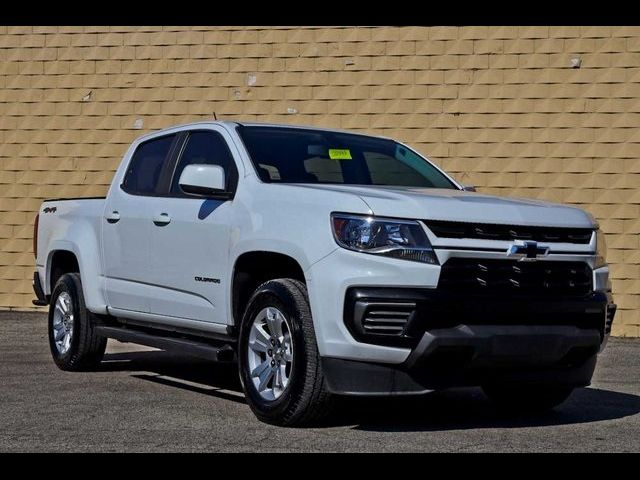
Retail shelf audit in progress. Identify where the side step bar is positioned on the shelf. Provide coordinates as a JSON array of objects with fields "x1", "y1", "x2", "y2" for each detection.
[{"x1": 95, "y1": 325, "x2": 236, "y2": 362}]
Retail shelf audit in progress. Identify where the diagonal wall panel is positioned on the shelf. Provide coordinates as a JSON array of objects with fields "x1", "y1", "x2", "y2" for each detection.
[{"x1": 0, "y1": 26, "x2": 638, "y2": 336}]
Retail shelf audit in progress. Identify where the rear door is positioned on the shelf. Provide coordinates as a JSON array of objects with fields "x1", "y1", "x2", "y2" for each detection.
[
  {"x1": 102, "y1": 133, "x2": 179, "y2": 313},
  {"x1": 145, "y1": 127, "x2": 239, "y2": 324}
]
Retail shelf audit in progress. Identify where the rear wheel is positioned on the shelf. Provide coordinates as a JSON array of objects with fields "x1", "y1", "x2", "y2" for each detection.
[
  {"x1": 48, "y1": 273, "x2": 107, "y2": 371},
  {"x1": 238, "y1": 278, "x2": 334, "y2": 426},
  {"x1": 482, "y1": 383, "x2": 574, "y2": 413}
]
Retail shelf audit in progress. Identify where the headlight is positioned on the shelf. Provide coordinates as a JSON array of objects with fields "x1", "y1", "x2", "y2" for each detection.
[
  {"x1": 595, "y1": 228, "x2": 607, "y2": 269},
  {"x1": 331, "y1": 213, "x2": 438, "y2": 264}
]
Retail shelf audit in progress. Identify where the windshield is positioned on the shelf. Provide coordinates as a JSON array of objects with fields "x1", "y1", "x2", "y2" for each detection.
[{"x1": 237, "y1": 126, "x2": 458, "y2": 189}]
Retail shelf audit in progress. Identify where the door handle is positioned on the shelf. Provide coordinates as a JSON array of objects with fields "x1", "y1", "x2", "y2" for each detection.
[
  {"x1": 153, "y1": 212, "x2": 171, "y2": 226},
  {"x1": 105, "y1": 211, "x2": 120, "y2": 223}
]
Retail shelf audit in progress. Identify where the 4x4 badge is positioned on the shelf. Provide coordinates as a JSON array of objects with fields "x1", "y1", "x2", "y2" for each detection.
[{"x1": 506, "y1": 240, "x2": 550, "y2": 261}]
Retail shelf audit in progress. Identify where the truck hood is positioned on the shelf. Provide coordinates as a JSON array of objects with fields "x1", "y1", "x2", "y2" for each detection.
[{"x1": 291, "y1": 184, "x2": 596, "y2": 228}]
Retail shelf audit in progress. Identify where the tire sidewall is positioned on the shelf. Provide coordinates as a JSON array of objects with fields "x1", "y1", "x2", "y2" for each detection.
[
  {"x1": 238, "y1": 282, "x2": 309, "y2": 421},
  {"x1": 48, "y1": 274, "x2": 84, "y2": 368}
]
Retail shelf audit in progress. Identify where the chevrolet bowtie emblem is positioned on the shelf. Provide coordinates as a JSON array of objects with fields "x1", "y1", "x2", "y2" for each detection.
[{"x1": 506, "y1": 240, "x2": 550, "y2": 261}]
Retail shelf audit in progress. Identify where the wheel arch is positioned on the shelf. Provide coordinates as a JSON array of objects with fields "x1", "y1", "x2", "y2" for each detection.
[
  {"x1": 45, "y1": 240, "x2": 107, "y2": 314},
  {"x1": 48, "y1": 250, "x2": 80, "y2": 292},
  {"x1": 231, "y1": 250, "x2": 307, "y2": 327}
]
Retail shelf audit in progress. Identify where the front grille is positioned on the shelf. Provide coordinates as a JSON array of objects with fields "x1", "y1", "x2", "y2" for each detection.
[
  {"x1": 361, "y1": 302, "x2": 415, "y2": 335},
  {"x1": 439, "y1": 258, "x2": 592, "y2": 296},
  {"x1": 424, "y1": 220, "x2": 593, "y2": 244}
]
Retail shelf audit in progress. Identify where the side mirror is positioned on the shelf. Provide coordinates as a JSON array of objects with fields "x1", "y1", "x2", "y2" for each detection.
[
  {"x1": 178, "y1": 164, "x2": 227, "y2": 197},
  {"x1": 461, "y1": 184, "x2": 476, "y2": 192}
]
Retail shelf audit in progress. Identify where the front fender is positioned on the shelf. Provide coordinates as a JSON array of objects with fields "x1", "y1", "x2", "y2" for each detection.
[{"x1": 230, "y1": 239, "x2": 318, "y2": 276}]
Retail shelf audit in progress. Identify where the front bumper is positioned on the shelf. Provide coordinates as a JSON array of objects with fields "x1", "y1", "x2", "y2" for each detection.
[
  {"x1": 322, "y1": 324, "x2": 601, "y2": 395},
  {"x1": 306, "y1": 247, "x2": 616, "y2": 365},
  {"x1": 344, "y1": 287, "x2": 613, "y2": 348},
  {"x1": 322, "y1": 286, "x2": 616, "y2": 396}
]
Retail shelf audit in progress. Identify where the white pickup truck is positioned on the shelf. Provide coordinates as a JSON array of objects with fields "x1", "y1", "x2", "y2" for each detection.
[{"x1": 34, "y1": 120, "x2": 616, "y2": 425}]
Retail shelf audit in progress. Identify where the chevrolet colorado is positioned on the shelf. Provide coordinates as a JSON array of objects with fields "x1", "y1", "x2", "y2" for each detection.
[{"x1": 33, "y1": 121, "x2": 616, "y2": 425}]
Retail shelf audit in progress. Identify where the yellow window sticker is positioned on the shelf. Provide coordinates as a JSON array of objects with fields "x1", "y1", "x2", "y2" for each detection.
[{"x1": 328, "y1": 148, "x2": 352, "y2": 160}]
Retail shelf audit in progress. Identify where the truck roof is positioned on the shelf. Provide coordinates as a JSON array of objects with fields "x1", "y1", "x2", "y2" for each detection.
[{"x1": 135, "y1": 120, "x2": 392, "y2": 142}]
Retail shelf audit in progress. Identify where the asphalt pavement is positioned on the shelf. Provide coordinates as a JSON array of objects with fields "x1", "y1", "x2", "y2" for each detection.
[{"x1": 1, "y1": 311, "x2": 639, "y2": 452}]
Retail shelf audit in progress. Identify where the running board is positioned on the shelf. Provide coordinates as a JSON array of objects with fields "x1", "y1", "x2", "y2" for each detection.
[{"x1": 95, "y1": 325, "x2": 236, "y2": 362}]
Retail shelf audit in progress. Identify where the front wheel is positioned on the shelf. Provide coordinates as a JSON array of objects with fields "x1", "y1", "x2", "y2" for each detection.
[
  {"x1": 482, "y1": 383, "x2": 574, "y2": 413},
  {"x1": 48, "y1": 273, "x2": 107, "y2": 371},
  {"x1": 238, "y1": 279, "x2": 334, "y2": 426}
]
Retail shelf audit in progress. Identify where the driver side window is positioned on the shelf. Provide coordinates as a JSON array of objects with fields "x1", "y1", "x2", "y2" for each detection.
[{"x1": 170, "y1": 131, "x2": 236, "y2": 195}]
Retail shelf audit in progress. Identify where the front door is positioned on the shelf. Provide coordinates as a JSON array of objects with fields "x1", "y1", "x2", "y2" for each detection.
[{"x1": 145, "y1": 128, "x2": 239, "y2": 325}]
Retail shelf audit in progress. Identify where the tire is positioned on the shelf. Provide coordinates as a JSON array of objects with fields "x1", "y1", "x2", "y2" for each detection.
[
  {"x1": 238, "y1": 278, "x2": 334, "y2": 426},
  {"x1": 48, "y1": 273, "x2": 107, "y2": 371},
  {"x1": 482, "y1": 383, "x2": 574, "y2": 413}
]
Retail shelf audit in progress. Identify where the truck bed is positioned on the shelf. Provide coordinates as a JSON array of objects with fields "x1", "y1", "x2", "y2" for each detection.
[
  {"x1": 36, "y1": 197, "x2": 107, "y2": 287},
  {"x1": 43, "y1": 196, "x2": 106, "y2": 202}
]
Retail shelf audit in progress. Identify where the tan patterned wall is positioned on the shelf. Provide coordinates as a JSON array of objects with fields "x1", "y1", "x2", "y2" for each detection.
[{"x1": 0, "y1": 26, "x2": 638, "y2": 336}]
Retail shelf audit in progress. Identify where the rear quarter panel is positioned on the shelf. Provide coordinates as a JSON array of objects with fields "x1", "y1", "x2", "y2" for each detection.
[{"x1": 37, "y1": 198, "x2": 107, "y2": 313}]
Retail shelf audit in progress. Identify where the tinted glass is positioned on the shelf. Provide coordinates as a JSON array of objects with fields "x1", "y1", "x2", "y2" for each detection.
[
  {"x1": 238, "y1": 126, "x2": 456, "y2": 189},
  {"x1": 122, "y1": 135, "x2": 175, "y2": 195},
  {"x1": 171, "y1": 131, "x2": 235, "y2": 194}
]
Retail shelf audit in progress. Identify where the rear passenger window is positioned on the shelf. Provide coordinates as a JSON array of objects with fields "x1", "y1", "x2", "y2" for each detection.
[
  {"x1": 170, "y1": 131, "x2": 236, "y2": 194},
  {"x1": 122, "y1": 135, "x2": 175, "y2": 195}
]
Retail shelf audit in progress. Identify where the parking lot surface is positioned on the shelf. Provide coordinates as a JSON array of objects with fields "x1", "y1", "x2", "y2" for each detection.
[{"x1": 1, "y1": 311, "x2": 639, "y2": 452}]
